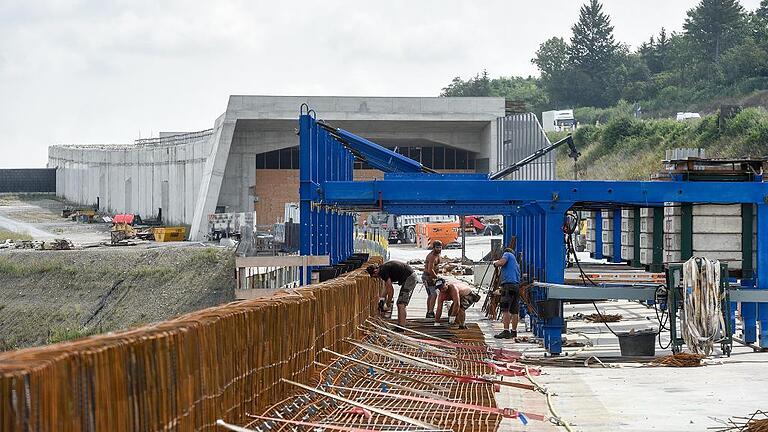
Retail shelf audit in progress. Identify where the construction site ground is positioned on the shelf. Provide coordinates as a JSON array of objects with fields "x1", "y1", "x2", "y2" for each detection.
[
  {"x1": 0, "y1": 193, "x2": 111, "y2": 244},
  {"x1": 389, "y1": 239, "x2": 768, "y2": 432}
]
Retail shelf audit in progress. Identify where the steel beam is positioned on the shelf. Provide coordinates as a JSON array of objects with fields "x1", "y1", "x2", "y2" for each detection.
[
  {"x1": 536, "y1": 282, "x2": 657, "y2": 301},
  {"x1": 323, "y1": 175, "x2": 768, "y2": 206}
]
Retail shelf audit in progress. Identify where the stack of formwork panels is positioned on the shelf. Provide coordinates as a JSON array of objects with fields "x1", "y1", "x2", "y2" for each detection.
[
  {"x1": 639, "y1": 208, "x2": 656, "y2": 267},
  {"x1": 585, "y1": 211, "x2": 597, "y2": 256},
  {"x1": 620, "y1": 208, "x2": 635, "y2": 264},
  {"x1": 664, "y1": 204, "x2": 755, "y2": 272},
  {"x1": 601, "y1": 210, "x2": 614, "y2": 260},
  {"x1": 663, "y1": 204, "x2": 683, "y2": 264}
]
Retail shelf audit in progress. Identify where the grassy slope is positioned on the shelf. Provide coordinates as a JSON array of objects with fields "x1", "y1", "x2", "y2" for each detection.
[
  {"x1": 0, "y1": 247, "x2": 236, "y2": 350},
  {"x1": 554, "y1": 107, "x2": 768, "y2": 180},
  {"x1": 0, "y1": 229, "x2": 32, "y2": 241}
]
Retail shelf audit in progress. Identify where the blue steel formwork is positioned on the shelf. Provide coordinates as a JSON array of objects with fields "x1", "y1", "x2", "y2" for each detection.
[
  {"x1": 298, "y1": 110, "x2": 768, "y2": 354},
  {"x1": 298, "y1": 107, "x2": 356, "y2": 283}
]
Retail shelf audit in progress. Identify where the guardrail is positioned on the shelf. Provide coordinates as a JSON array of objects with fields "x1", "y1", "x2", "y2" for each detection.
[
  {"x1": 354, "y1": 228, "x2": 389, "y2": 259},
  {"x1": 0, "y1": 258, "x2": 382, "y2": 432}
]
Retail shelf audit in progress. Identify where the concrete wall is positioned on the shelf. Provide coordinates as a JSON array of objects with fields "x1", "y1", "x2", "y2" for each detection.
[{"x1": 48, "y1": 132, "x2": 212, "y2": 225}]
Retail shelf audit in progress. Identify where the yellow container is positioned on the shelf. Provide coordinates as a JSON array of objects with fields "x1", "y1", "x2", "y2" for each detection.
[{"x1": 153, "y1": 226, "x2": 186, "y2": 242}]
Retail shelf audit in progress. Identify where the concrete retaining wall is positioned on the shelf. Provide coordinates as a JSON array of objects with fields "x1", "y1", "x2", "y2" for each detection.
[{"x1": 48, "y1": 132, "x2": 212, "y2": 225}]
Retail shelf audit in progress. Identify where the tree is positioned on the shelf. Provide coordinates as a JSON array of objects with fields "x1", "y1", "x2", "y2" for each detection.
[
  {"x1": 567, "y1": 0, "x2": 624, "y2": 106},
  {"x1": 683, "y1": 0, "x2": 747, "y2": 63},
  {"x1": 719, "y1": 37, "x2": 768, "y2": 83},
  {"x1": 656, "y1": 28, "x2": 672, "y2": 71},
  {"x1": 532, "y1": 37, "x2": 569, "y2": 80},
  {"x1": 569, "y1": 0, "x2": 621, "y2": 75},
  {"x1": 758, "y1": 0, "x2": 768, "y2": 19},
  {"x1": 440, "y1": 70, "x2": 492, "y2": 97}
]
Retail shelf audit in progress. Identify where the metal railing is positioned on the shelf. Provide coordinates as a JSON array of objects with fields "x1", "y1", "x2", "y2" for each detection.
[
  {"x1": 134, "y1": 129, "x2": 214, "y2": 146},
  {"x1": 354, "y1": 228, "x2": 389, "y2": 259},
  {"x1": 496, "y1": 113, "x2": 555, "y2": 180}
]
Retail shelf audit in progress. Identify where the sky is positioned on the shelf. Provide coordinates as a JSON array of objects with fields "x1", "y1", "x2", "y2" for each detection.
[{"x1": 0, "y1": 0, "x2": 763, "y2": 168}]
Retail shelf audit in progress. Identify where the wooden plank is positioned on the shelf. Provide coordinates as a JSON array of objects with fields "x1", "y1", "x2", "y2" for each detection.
[{"x1": 235, "y1": 255, "x2": 329, "y2": 268}]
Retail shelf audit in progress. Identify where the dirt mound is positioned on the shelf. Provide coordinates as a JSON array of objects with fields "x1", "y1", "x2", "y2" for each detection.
[{"x1": 0, "y1": 245, "x2": 235, "y2": 350}]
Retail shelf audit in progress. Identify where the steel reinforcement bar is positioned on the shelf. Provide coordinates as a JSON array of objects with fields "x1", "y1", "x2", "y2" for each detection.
[{"x1": 0, "y1": 258, "x2": 382, "y2": 432}]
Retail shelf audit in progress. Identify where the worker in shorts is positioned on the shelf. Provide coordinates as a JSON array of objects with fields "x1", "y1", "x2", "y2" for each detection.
[
  {"x1": 493, "y1": 239, "x2": 522, "y2": 339},
  {"x1": 434, "y1": 278, "x2": 481, "y2": 330},
  {"x1": 422, "y1": 240, "x2": 443, "y2": 319},
  {"x1": 367, "y1": 261, "x2": 418, "y2": 330}
]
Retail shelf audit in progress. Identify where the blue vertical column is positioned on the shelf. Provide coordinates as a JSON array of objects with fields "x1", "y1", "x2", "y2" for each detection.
[
  {"x1": 542, "y1": 204, "x2": 569, "y2": 355},
  {"x1": 613, "y1": 208, "x2": 622, "y2": 263},
  {"x1": 536, "y1": 207, "x2": 545, "y2": 281},
  {"x1": 503, "y1": 214, "x2": 514, "y2": 251},
  {"x1": 594, "y1": 210, "x2": 604, "y2": 260},
  {"x1": 756, "y1": 204, "x2": 768, "y2": 346},
  {"x1": 744, "y1": 203, "x2": 758, "y2": 343},
  {"x1": 317, "y1": 126, "x2": 327, "y2": 260},
  {"x1": 299, "y1": 114, "x2": 313, "y2": 284},
  {"x1": 328, "y1": 138, "x2": 342, "y2": 264}
]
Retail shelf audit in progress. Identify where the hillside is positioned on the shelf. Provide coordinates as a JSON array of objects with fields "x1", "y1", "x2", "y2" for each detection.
[
  {"x1": 553, "y1": 107, "x2": 768, "y2": 180},
  {"x1": 0, "y1": 246, "x2": 236, "y2": 350}
]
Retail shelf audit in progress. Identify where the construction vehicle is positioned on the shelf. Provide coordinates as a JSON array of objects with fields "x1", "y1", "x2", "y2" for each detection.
[
  {"x1": 366, "y1": 213, "x2": 457, "y2": 244},
  {"x1": 542, "y1": 109, "x2": 576, "y2": 132},
  {"x1": 110, "y1": 214, "x2": 154, "y2": 244},
  {"x1": 415, "y1": 222, "x2": 460, "y2": 249}
]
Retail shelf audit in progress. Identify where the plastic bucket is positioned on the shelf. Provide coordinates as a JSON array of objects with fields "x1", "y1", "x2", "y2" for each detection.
[{"x1": 617, "y1": 330, "x2": 656, "y2": 356}]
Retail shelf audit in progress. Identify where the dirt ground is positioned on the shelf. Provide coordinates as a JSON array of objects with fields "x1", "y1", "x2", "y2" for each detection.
[
  {"x1": 0, "y1": 193, "x2": 111, "y2": 244},
  {"x1": 0, "y1": 245, "x2": 236, "y2": 350}
]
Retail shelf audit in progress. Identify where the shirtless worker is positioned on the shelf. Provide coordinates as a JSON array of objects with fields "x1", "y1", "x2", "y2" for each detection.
[
  {"x1": 422, "y1": 240, "x2": 443, "y2": 319},
  {"x1": 367, "y1": 261, "x2": 418, "y2": 330},
  {"x1": 434, "y1": 278, "x2": 481, "y2": 330}
]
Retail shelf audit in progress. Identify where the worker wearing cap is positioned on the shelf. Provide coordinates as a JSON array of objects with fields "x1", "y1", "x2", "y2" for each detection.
[
  {"x1": 422, "y1": 240, "x2": 443, "y2": 319},
  {"x1": 434, "y1": 278, "x2": 480, "y2": 330},
  {"x1": 367, "y1": 261, "x2": 418, "y2": 330},
  {"x1": 493, "y1": 239, "x2": 522, "y2": 339}
]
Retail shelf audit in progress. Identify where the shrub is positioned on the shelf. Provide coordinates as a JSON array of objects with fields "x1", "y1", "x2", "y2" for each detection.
[{"x1": 601, "y1": 117, "x2": 646, "y2": 149}]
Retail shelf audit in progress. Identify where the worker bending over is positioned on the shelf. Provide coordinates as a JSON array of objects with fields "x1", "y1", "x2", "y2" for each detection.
[
  {"x1": 367, "y1": 261, "x2": 418, "y2": 330},
  {"x1": 422, "y1": 240, "x2": 443, "y2": 319},
  {"x1": 493, "y1": 240, "x2": 522, "y2": 339},
  {"x1": 434, "y1": 278, "x2": 480, "y2": 330}
]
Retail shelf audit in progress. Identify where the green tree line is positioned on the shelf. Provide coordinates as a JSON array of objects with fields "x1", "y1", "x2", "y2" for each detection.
[{"x1": 441, "y1": 0, "x2": 768, "y2": 118}]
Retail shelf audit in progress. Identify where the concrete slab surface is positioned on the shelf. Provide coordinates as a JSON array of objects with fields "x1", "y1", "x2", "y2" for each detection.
[{"x1": 389, "y1": 237, "x2": 768, "y2": 432}]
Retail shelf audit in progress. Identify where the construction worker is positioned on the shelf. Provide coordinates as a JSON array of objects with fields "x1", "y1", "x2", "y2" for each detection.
[
  {"x1": 434, "y1": 278, "x2": 481, "y2": 330},
  {"x1": 493, "y1": 239, "x2": 522, "y2": 339},
  {"x1": 422, "y1": 240, "x2": 443, "y2": 318},
  {"x1": 367, "y1": 261, "x2": 418, "y2": 330}
]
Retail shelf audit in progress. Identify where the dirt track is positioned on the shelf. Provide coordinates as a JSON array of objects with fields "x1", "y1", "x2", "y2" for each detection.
[{"x1": 0, "y1": 245, "x2": 236, "y2": 350}]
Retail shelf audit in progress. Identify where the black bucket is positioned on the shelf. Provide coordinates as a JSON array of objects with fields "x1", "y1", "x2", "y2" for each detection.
[{"x1": 617, "y1": 330, "x2": 656, "y2": 357}]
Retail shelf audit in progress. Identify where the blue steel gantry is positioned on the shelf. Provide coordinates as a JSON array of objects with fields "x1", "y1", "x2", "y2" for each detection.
[{"x1": 298, "y1": 108, "x2": 768, "y2": 354}]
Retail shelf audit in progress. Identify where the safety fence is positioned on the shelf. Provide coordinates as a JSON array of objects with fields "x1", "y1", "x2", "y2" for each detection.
[
  {"x1": 0, "y1": 259, "x2": 382, "y2": 432},
  {"x1": 354, "y1": 228, "x2": 389, "y2": 259}
]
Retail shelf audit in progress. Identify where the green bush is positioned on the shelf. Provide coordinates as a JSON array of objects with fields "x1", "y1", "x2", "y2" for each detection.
[{"x1": 601, "y1": 117, "x2": 646, "y2": 149}]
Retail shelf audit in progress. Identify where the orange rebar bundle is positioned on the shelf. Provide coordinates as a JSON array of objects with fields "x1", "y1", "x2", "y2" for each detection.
[
  {"x1": 649, "y1": 352, "x2": 706, "y2": 367},
  {"x1": 584, "y1": 313, "x2": 622, "y2": 323},
  {"x1": 0, "y1": 258, "x2": 382, "y2": 432}
]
